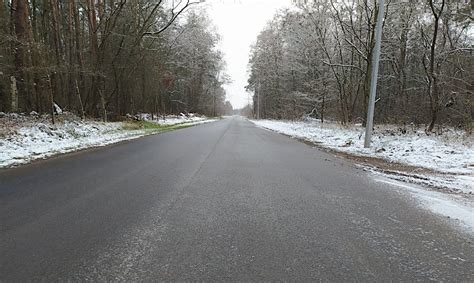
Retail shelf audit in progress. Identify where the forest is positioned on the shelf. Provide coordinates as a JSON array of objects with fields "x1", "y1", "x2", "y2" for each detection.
[
  {"x1": 247, "y1": 0, "x2": 472, "y2": 133},
  {"x1": 0, "y1": 0, "x2": 231, "y2": 121}
]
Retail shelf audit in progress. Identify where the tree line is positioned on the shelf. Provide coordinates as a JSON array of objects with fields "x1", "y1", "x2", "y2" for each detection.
[
  {"x1": 247, "y1": 0, "x2": 472, "y2": 133},
  {"x1": 0, "y1": 0, "x2": 230, "y2": 122}
]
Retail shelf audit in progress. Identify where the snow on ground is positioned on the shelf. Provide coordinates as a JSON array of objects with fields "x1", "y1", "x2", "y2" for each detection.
[
  {"x1": 251, "y1": 119, "x2": 473, "y2": 194},
  {"x1": 0, "y1": 113, "x2": 216, "y2": 168},
  {"x1": 252, "y1": 119, "x2": 473, "y2": 174},
  {"x1": 374, "y1": 177, "x2": 474, "y2": 234},
  {"x1": 134, "y1": 113, "x2": 215, "y2": 126},
  {"x1": 366, "y1": 167, "x2": 474, "y2": 195},
  {"x1": 0, "y1": 119, "x2": 142, "y2": 168}
]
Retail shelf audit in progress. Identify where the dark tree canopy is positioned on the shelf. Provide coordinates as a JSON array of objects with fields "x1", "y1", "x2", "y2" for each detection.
[{"x1": 0, "y1": 0, "x2": 229, "y2": 120}]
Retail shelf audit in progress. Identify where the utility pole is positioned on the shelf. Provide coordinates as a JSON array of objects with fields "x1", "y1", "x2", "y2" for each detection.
[{"x1": 364, "y1": 0, "x2": 385, "y2": 148}]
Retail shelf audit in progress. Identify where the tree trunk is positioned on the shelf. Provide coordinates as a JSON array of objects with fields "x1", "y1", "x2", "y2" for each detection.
[
  {"x1": 47, "y1": 74, "x2": 55, "y2": 124},
  {"x1": 75, "y1": 79, "x2": 85, "y2": 120},
  {"x1": 426, "y1": 0, "x2": 445, "y2": 133},
  {"x1": 49, "y1": 0, "x2": 65, "y2": 107},
  {"x1": 71, "y1": 0, "x2": 85, "y2": 114},
  {"x1": 11, "y1": 0, "x2": 31, "y2": 112},
  {"x1": 10, "y1": 76, "x2": 19, "y2": 112},
  {"x1": 99, "y1": 89, "x2": 107, "y2": 122},
  {"x1": 398, "y1": 5, "x2": 411, "y2": 121},
  {"x1": 86, "y1": 0, "x2": 100, "y2": 116}
]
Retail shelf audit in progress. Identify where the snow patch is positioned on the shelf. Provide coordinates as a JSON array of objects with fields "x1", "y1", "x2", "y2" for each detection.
[
  {"x1": 142, "y1": 114, "x2": 212, "y2": 126},
  {"x1": 375, "y1": 178, "x2": 474, "y2": 234}
]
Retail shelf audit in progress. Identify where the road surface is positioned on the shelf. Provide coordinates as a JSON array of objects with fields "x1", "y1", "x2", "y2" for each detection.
[{"x1": 1, "y1": 117, "x2": 472, "y2": 281}]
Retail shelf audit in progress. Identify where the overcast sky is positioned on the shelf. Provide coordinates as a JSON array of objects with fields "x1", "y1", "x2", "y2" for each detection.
[{"x1": 204, "y1": 0, "x2": 291, "y2": 109}]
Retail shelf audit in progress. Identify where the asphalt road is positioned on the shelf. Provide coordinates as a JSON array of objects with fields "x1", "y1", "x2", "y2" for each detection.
[{"x1": 1, "y1": 117, "x2": 472, "y2": 281}]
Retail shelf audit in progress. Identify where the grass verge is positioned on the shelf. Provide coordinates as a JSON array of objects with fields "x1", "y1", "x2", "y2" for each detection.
[{"x1": 122, "y1": 120, "x2": 197, "y2": 133}]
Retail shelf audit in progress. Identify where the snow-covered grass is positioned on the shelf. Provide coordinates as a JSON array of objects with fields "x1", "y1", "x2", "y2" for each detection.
[
  {"x1": 0, "y1": 119, "x2": 141, "y2": 168},
  {"x1": 252, "y1": 119, "x2": 473, "y2": 173},
  {"x1": 133, "y1": 113, "x2": 217, "y2": 126},
  {"x1": 0, "y1": 113, "x2": 216, "y2": 168},
  {"x1": 126, "y1": 114, "x2": 218, "y2": 133},
  {"x1": 251, "y1": 119, "x2": 473, "y2": 194}
]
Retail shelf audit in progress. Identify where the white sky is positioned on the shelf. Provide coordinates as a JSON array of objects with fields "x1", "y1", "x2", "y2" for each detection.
[{"x1": 204, "y1": 0, "x2": 291, "y2": 109}]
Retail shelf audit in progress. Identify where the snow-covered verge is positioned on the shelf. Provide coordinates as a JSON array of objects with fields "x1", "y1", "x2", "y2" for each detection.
[
  {"x1": 251, "y1": 119, "x2": 473, "y2": 195},
  {"x1": 134, "y1": 113, "x2": 215, "y2": 126},
  {"x1": 0, "y1": 113, "x2": 216, "y2": 168},
  {"x1": 252, "y1": 118, "x2": 473, "y2": 233}
]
